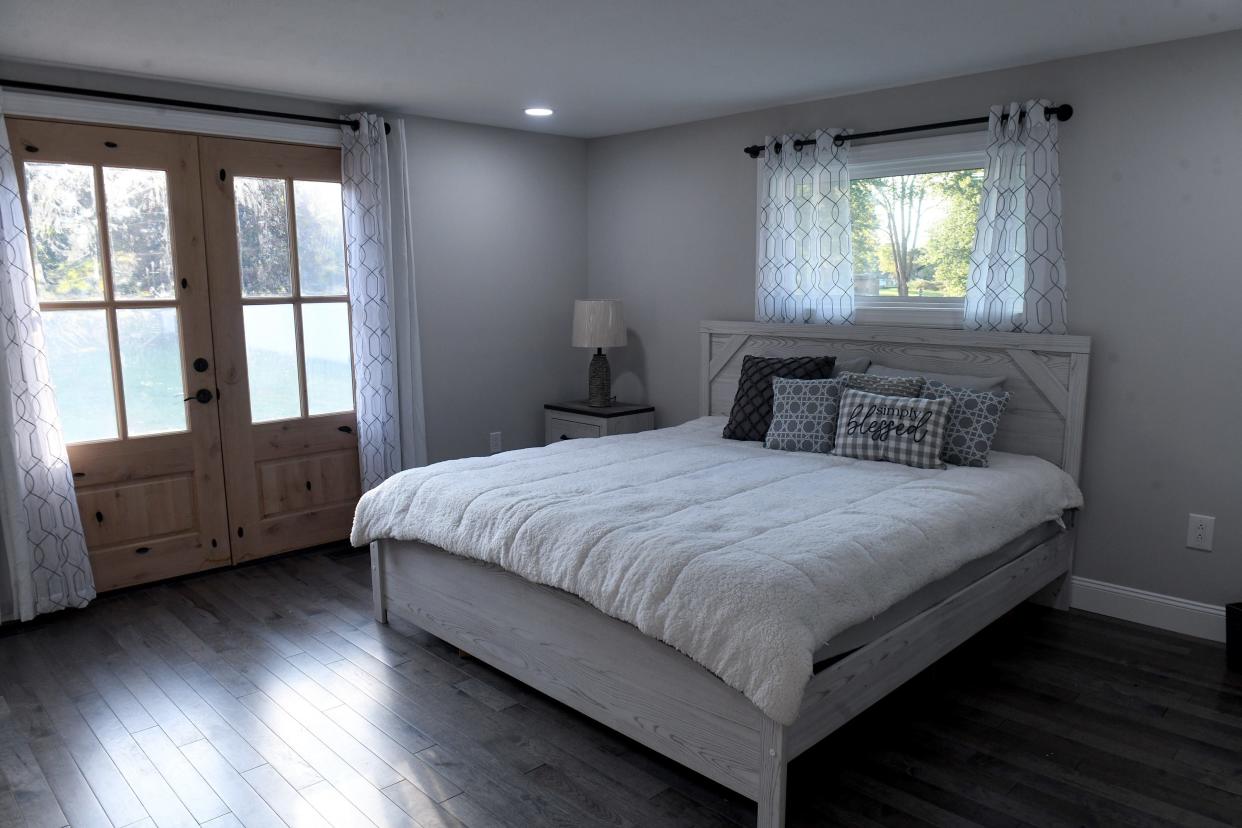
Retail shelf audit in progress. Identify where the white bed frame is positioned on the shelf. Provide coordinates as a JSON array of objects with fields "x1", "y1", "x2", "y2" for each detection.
[{"x1": 371, "y1": 321, "x2": 1091, "y2": 827}]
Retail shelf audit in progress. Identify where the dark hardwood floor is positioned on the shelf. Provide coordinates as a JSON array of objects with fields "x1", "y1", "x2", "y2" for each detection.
[{"x1": 1, "y1": 544, "x2": 1239, "y2": 828}]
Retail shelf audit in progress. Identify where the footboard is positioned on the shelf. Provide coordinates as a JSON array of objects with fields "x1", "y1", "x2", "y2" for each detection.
[
  {"x1": 372, "y1": 539, "x2": 769, "y2": 798},
  {"x1": 372, "y1": 528, "x2": 1072, "y2": 828}
]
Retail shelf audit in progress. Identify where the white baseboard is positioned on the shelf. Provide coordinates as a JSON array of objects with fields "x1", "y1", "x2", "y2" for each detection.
[{"x1": 1069, "y1": 576, "x2": 1226, "y2": 643}]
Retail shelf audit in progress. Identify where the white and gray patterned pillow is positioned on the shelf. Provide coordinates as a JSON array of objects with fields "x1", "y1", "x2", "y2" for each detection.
[
  {"x1": 839, "y1": 371, "x2": 926, "y2": 398},
  {"x1": 764, "y1": 377, "x2": 847, "y2": 453},
  {"x1": 832, "y1": 389, "x2": 952, "y2": 469},
  {"x1": 922, "y1": 381, "x2": 1011, "y2": 467}
]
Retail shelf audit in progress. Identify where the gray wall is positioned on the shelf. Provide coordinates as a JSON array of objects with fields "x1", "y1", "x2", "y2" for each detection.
[
  {"x1": 404, "y1": 116, "x2": 586, "y2": 461},
  {"x1": 586, "y1": 31, "x2": 1242, "y2": 606},
  {"x1": 0, "y1": 61, "x2": 589, "y2": 463}
]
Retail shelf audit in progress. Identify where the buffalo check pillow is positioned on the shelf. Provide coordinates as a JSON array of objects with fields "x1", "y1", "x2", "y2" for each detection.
[
  {"x1": 832, "y1": 389, "x2": 953, "y2": 469},
  {"x1": 922, "y1": 380, "x2": 1011, "y2": 467},
  {"x1": 764, "y1": 377, "x2": 848, "y2": 453}
]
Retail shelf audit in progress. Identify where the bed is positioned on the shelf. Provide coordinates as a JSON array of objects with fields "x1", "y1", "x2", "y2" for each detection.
[{"x1": 356, "y1": 321, "x2": 1091, "y2": 828}]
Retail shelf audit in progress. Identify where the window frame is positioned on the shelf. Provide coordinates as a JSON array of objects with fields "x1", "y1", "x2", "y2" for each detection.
[{"x1": 848, "y1": 131, "x2": 987, "y2": 328}]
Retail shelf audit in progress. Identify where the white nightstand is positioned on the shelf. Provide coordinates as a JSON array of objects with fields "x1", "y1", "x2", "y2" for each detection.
[{"x1": 544, "y1": 400, "x2": 655, "y2": 445}]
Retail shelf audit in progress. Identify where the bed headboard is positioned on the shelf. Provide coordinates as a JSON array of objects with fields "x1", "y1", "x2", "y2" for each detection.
[{"x1": 700, "y1": 321, "x2": 1091, "y2": 480}]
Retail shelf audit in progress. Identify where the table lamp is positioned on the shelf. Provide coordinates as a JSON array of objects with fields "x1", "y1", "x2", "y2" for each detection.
[{"x1": 572, "y1": 300, "x2": 627, "y2": 407}]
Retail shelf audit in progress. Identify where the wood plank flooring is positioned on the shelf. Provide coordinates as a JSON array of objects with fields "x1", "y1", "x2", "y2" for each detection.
[{"x1": 2, "y1": 543, "x2": 1239, "y2": 827}]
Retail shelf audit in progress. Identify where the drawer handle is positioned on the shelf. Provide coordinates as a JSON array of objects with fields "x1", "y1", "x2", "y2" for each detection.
[
  {"x1": 134, "y1": 546, "x2": 151, "y2": 555},
  {"x1": 560, "y1": 434, "x2": 570, "y2": 441},
  {"x1": 338, "y1": 425, "x2": 353, "y2": 434},
  {"x1": 95, "y1": 511, "x2": 104, "y2": 524}
]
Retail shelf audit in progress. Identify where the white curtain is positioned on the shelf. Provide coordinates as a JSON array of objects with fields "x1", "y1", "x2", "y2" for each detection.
[
  {"x1": 340, "y1": 113, "x2": 427, "y2": 492},
  {"x1": 756, "y1": 130, "x2": 854, "y2": 325},
  {"x1": 0, "y1": 103, "x2": 95, "y2": 621},
  {"x1": 964, "y1": 100, "x2": 1068, "y2": 334}
]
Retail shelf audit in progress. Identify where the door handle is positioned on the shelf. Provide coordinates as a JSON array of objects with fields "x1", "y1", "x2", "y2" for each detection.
[{"x1": 185, "y1": 389, "x2": 214, "y2": 404}]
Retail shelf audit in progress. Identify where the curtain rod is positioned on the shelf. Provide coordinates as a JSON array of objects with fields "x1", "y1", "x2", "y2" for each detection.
[
  {"x1": 0, "y1": 78, "x2": 391, "y2": 134},
  {"x1": 742, "y1": 103, "x2": 1073, "y2": 158}
]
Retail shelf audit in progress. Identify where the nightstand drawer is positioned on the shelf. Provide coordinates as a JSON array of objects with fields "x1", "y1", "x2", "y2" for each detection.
[{"x1": 548, "y1": 418, "x2": 602, "y2": 441}]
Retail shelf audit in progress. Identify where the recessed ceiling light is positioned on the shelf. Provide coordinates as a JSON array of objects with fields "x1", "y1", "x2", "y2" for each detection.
[{"x1": 524, "y1": 107, "x2": 554, "y2": 117}]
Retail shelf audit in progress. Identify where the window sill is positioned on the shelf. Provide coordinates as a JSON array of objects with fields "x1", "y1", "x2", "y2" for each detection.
[{"x1": 855, "y1": 299, "x2": 964, "y2": 329}]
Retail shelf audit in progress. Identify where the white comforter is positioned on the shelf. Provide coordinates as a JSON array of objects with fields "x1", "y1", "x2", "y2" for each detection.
[{"x1": 352, "y1": 416, "x2": 1082, "y2": 724}]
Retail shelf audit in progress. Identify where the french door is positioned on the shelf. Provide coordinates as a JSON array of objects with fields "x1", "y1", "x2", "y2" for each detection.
[
  {"x1": 199, "y1": 137, "x2": 360, "y2": 563},
  {"x1": 9, "y1": 119, "x2": 230, "y2": 590},
  {"x1": 9, "y1": 118, "x2": 360, "y2": 588}
]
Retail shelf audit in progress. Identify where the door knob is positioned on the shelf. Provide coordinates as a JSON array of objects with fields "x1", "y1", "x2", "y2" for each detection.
[
  {"x1": 185, "y1": 388, "x2": 214, "y2": 404},
  {"x1": 192, "y1": 357, "x2": 209, "y2": 372}
]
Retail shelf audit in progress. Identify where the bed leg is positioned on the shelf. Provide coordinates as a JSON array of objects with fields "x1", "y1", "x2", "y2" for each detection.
[
  {"x1": 758, "y1": 718, "x2": 787, "y2": 828},
  {"x1": 370, "y1": 541, "x2": 388, "y2": 624},
  {"x1": 1030, "y1": 528, "x2": 1075, "y2": 611}
]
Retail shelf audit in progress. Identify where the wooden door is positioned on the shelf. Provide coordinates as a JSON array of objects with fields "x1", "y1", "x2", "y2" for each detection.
[
  {"x1": 8, "y1": 119, "x2": 232, "y2": 590},
  {"x1": 198, "y1": 137, "x2": 360, "y2": 563}
]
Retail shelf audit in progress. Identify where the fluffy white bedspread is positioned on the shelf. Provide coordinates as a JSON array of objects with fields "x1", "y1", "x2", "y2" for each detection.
[{"x1": 352, "y1": 416, "x2": 1082, "y2": 724}]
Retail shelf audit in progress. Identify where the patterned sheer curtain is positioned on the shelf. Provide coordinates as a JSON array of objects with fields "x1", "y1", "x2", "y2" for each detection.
[
  {"x1": 756, "y1": 130, "x2": 855, "y2": 325},
  {"x1": 340, "y1": 113, "x2": 427, "y2": 492},
  {"x1": 964, "y1": 100, "x2": 1068, "y2": 334},
  {"x1": 0, "y1": 103, "x2": 95, "y2": 621}
]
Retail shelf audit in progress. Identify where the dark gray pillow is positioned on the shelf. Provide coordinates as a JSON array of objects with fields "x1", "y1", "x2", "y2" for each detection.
[
  {"x1": 830, "y1": 356, "x2": 871, "y2": 378},
  {"x1": 840, "y1": 371, "x2": 926, "y2": 398},
  {"x1": 764, "y1": 377, "x2": 848, "y2": 453},
  {"x1": 922, "y1": 380, "x2": 1011, "y2": 467},
  {"x1": 867, "y1": 364, "x2": 1005, "y2": 392},
  {"x1": 832, "y1": 389, "x2": 953, "y2": 469},
  {"x1": 723, "y1": 355, "x2": 836, "y2": 441}
]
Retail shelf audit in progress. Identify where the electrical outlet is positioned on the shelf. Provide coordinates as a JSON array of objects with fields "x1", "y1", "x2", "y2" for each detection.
[
  {"x1": 1187, "y1": 514, "x2": 1215, "y2": 551},
  {"x1": 489, "y1": 431, "x2": 503, "y2": 454}
]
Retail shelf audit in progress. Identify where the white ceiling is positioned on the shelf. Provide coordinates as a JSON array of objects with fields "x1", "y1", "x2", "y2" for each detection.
[{"x1": 3, "y1": 0, "x2": 1241, "y2": 138}]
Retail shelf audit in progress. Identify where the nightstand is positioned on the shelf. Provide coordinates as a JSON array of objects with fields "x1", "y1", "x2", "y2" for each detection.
[{"x1": 544, "y1": 401, "x2": 655, "y2": 445}]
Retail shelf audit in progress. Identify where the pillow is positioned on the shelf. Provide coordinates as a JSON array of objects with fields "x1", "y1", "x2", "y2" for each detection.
[
  {"x1": 830, "y1": 356, "x2": 871, "y2": 378},
  {"x1": 764, "y1": 377, "x2": 847, "y2": 454},
  {"x1": 840, "y1": 371, "x2": 926, "y2": 398},
  {"x1": 922, "y1": 380, "x2": 1011, "y2": 467},
  {"x1": 723, "y1": 355, "x2": 836, "y2": 441},
  {"x1": 832, "y1": 389, "x2": 953, "y2": 469},
  {"x1": 866, "y1": 363, "x2": 1005, "y2": 392}
]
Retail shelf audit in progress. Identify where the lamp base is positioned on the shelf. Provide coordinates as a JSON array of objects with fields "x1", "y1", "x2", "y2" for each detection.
[{"x1": 587, "y1": 350, "x2": 612, "y2": 407}]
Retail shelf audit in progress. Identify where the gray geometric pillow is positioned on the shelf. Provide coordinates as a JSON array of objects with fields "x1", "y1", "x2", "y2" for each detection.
[
  {"x1": 922, "y1": 380, "x2": 1011, "y2": 467},
  {"x1": 840, "y1": 371, "x2": 926, "y2": 398},
  {"x1": 764, "y1": 377, "x2": 847, "y2": 453},
  {"x1": 832, "y1": 389, "x2": 952, "y2": 469}
]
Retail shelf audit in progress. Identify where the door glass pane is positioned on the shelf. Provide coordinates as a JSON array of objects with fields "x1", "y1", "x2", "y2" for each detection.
[
  {"x1": 234, "y1": 177, "x2": 292, "y2": 297},
  {"x1": 243, "y1": 304, "x2": 300, "y2": 422},
  {"x1": 41, "y1": 310, "x2": 117, "y2": 442},
  {"x1": 302, "y1": 303, "x2": 353, "y2": 414},
  {"x1": 23, "y1": 162, "x2": 104, "y2": 300},
  {"x1": 116, "y1": 308, "x2": 187, "y2": 436},
  {"x1": 293, "y1": 180, "x2": 347, "y2": 296},
  {"x1": 104, "y1": 168, "x2": 175, "y2": 298}
]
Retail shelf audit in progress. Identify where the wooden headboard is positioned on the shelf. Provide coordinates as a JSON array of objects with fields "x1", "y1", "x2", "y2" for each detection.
[{"x1": 700, "y1": 321, "x2": 1091, "y2": 480}]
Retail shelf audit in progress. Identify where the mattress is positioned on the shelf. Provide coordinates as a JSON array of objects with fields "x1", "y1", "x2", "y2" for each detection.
[
  {"x1": 353, "y1": 416, "x2": 1083, "y2": 724},
  {"x1": 812, "y1": 518, "x2": 1063, "y2": 664}
]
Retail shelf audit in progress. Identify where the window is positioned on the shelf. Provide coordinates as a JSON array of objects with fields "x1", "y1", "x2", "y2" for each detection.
[
  {"x1": 233, "y1": 176, "x2": 353, "y2": 423},
  {"x1": 23, "y1": 161, "x2": 187, "y2": 442},
  {"x1": 847, "y1": 133, "x2": 986, "y2": 327}
]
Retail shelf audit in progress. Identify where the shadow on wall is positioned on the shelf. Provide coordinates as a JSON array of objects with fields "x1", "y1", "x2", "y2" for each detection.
[{"x1": 609, "y1": 328, "x2": 647, "y2": 410}]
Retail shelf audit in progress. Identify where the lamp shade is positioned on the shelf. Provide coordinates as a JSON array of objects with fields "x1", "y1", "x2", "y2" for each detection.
[{"x1": 572, "y1": 300, "x2": 627, "y2": 348}]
